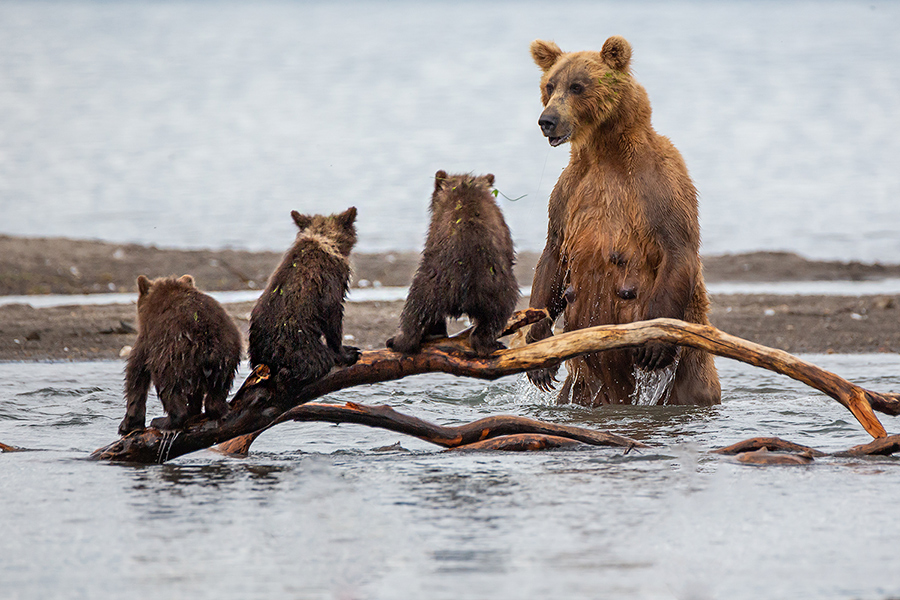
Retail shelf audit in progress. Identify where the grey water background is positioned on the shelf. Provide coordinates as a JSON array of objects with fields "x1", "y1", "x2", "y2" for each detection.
[
  {"x1": 2, "y1": 357, "x2": 900, "y2": 599},
  {"x1": 0, "y1": 0, "x2": 899, "y2": 261},
  {"x1": 3, "y1": 2, "x2": 900, "y2": 599}
]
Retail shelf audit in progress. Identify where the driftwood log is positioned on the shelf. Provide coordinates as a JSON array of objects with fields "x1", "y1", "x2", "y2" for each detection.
[
  {"x1": 712, "y1": 434, "x2": 900, "y2": 463},
  {"x1": 90, "y1": 313, "x2": 900, "y2": 464},
  {"x1": 213, "y1": 400, "x2": 645, "y2": 456}
]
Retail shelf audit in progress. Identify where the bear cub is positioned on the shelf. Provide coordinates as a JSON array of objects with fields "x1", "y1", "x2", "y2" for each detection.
[
  {"x1": 387, "y1": 170, "x2": 518, "y2": 356},
  {"x1": 119, "y1": 274, "x2": 242, "y2": 435},
  {"x1": 249, "y1": 207, "x2": 361, "y2": 397}
]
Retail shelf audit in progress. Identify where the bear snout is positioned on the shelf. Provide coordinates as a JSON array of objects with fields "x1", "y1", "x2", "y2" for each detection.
[
  {"x1": 538, "y1": 111, "x2": 558, "y2": 137},
  {"x1": 538, "y1": 109, "x2": 572, "y2": 146}
]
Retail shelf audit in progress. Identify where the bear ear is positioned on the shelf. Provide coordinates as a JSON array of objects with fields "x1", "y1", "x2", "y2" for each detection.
[
  {"x1": 601, "y1": 36, "x2": 632, "y2": 72},
  {"x1": 177, "y1": 274, "x2": 195, "y2": 287},
  {"x1": 434, "y1": 170, "x2": 448, "y2": 191},
  {"x1": 484, "y1": 173, "x2": 495, "y2": 187},
  {"x1": 335, "y1": 206, "x2": 357, "y2": 230},
  {"x1": 136, "y1": 275, "x2": 151, "y2": 296},
  {"x1": 291, "y1": 210, "x2": 313, "y2": 231},
  {"x1": 531, "y1": 40, "x2": 563, "y2": 72}
]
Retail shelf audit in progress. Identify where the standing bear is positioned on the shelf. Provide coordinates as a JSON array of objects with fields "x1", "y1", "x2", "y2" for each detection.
[
  {"x1": 119, "y1": 274, "x2": 242, "y2": 435},
  {"x1": 387, "y1": 171, "x2": 518, "y2": 356},
  {"x1": 249, "y1": 207, "x2": 361, "y2": 398},
  {"x1": 525, "y1": 36, "x2": 721, "y2": 406}
]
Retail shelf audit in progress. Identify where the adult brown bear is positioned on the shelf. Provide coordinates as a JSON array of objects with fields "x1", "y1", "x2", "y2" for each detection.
[{"x1": 525, "y1": 36, "x2": 721, "y2": 406}]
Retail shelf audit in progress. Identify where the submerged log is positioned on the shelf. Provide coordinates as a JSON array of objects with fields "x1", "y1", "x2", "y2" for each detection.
[
  {"x1": 91, "y1": 315, "x2": 899, "y2": 464},
  {"x1": 214, "y1": 400, "x2": 644, "y2": 456},
  {"x1": 735, "y1": 447, "x2": 816, "y2": 466},
  {"x1": 834, "y1": 434, "x2": 900, "y2": 457},
  {"x1": 713, "y1": 437, "x2": 827, "y2": 457},
  {"x1": 714, "y1": 435, "x2": 900, "y2": 461}
]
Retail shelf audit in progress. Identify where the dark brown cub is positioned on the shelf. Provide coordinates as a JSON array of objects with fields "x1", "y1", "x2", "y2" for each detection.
[
  {"x1": 387, "y1": 171, "x2": 518, "y2": 356},
  {"x1": 248, "y1": 207, "x2": 360, "y2": 398},
  {"x1": 119, "y1": 274, "x2": 242, "y2": 434}
]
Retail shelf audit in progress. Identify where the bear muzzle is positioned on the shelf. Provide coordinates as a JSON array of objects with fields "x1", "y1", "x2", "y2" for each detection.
[{"x1": 538, "y1": 110, "x2": 571, "y2": 147}]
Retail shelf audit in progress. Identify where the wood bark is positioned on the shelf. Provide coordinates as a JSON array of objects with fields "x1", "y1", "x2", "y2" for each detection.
[
  {"x1": 713, "y1": 437, "x2": 826, "y2": 457},
  {"x1": 713, "y1": 435, "x2": 900, "y2": 460},
  {"x1": 90, "y1": 315, "x2": 899, "y2": 464},
  {"x1": 214, "y1": 400, "x2": 645, "y2": 456}
]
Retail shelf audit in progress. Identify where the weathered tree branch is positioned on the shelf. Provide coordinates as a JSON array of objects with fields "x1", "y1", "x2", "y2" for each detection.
[
  {"x1": 90, "y1": 316, "x2": 899, "y2": 463},
  {"x1": 713, "y1": 437, "x2": 827, "y2": 457},
  {"x1": 712, "y1": 434, "x2": 900, "y2": 461},
  {"x1": 214, "y1": 400, "x2": 644, "y2": 456}
]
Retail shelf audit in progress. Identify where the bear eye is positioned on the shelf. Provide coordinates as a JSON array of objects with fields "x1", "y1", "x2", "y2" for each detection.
[
  {"x1": 570, "y1": 83, "x2": 584, "y2": 95},
  {"x1": 545, "y1": 83, "x2": 555, "y2": 95}
]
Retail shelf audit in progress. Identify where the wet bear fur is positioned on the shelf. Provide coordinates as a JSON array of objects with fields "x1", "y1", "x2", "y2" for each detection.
[
  {"x1": 119, "y1": 274, "x2": 242, "y2": 434},
  {"x1": 525, "y1": 36, "x2": 721, "y2": 406},
  {"x1": 387, "y1": 170, "x2": 518, "y2": 355},
  {"x1": 249, "y1": 207, "x2": 360, "y2": 398}
]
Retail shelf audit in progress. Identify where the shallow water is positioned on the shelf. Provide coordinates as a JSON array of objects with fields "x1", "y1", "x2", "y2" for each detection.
[
  {"x1": 0, "y1": 0, "x2": 898, "y2": 262},
  {"x1": 2, "y1": 356, "x2": 899, "y2": 599}
]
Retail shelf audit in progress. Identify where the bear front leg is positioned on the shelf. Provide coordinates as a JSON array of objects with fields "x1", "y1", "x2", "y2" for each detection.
[
  {"x1": 119, "y1": 352, "x2": 151, "y2": 435},
  {"x1": 634, "y1": 258, "x2": 694, "y2": 370},
  {"x1": 525, "y1": 238, "x2": 569, "y2": 391},
  {"x1": 154, "y1": 385, "x2": 190, "y2": 430},
  {"x1": 386, "y1": 307, "x2": 437, "y2": 355},
  {"x1": 203, "y1": 388, "x2": 230, "y2": 421},
  {"x1": 468, "y1": 323, "x2": 506, "y2": 356},
  {"x1": 525, "y1": 317, "x2": 561, "y2": 392}
]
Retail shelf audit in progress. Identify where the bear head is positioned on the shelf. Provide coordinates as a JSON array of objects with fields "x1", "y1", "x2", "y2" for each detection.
[
  {"x1": 530, "y1": 36, "x2": 638, "y2": 149},
  {"x1": 432, "y1": 170, "x2": 495, "y2": 206},
  {"x1": 290, "y1": 206, "x2": 358, "y2": 258},
  {"x1": 135, "y1": 274, "x2": 196, "y2": 324}
]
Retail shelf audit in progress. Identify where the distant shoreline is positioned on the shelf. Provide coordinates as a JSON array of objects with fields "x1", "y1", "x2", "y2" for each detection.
[
  {"x1": 4, "y1": 234, "x2": 900, "y2": 296},
  {"x1": 1, "y1": 235, "x2": 899, "y2": 361}
]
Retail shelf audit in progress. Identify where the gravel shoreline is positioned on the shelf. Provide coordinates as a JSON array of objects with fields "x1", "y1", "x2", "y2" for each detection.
[{"x1": 1, "y1": 235, "x2": 899, "y2": 361}]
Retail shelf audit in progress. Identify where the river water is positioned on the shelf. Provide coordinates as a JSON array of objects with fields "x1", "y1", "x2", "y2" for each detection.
[
  {"x1": 2, "y1": 2, "x2": 900, "y2": 598},
  {"x1": 2, "y1": 355, "x2": 900, "y2": 599},
  {"x1": 0, "y1": 0, "x2": 898, "y2": 261}
]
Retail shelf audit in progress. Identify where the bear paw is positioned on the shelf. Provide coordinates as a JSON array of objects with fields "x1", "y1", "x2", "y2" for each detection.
[
  {"x1": 386, "y1": 334, "x2": 421, "y2": 355},
  {"x1": 118, "y1": 415, "x2": 146, "y2": 436},
  {"x1": 634, "y1": 342, "x2": 678, "y2": 371},
  {"x1": 339, "y1": 345, "x2": 362, "y2": 366},
  {"x1": 527, "y1": 363, "x2": 560, "y2": 392}
]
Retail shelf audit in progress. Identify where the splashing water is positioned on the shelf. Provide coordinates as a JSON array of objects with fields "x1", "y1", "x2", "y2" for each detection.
[{"x1": 631, "y1": 350, "x2": 681, "y2": 406}]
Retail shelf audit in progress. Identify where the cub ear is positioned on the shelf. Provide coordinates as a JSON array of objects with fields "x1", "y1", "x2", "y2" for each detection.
[
  {"x1": 291, "y1": 210, "x2": 313, "y2": 231},
  {"x1": 136, "y1": 275, "x2": 151, "y2": 296},
  {"x1": 484, "y1": 173, "x2": 495, "y2": 187},
  {"x1": 177, "y1": 274, "x2": 195, "y2": 287},
  {"x1": 601, "y1": 35, "x2": 632, "y2": 72},
  {"x1": 434, "y1": 170, "x2": 448, "y2": 191},
  {"x1": 335, "y1": 206, "x2": 357, "y2": 230},
  {"x1": 531, "y1": 40, "x2": 563, "y2": 72}
]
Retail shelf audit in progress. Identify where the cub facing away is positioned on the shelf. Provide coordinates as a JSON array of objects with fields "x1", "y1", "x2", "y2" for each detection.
[
  {"x1": 387, "y1": 170, "x2": 518, "y2": 356},
  {"x1": 119, "y1": 274, "x2": 242, "y2": 435},
  {"x1": 249, "y1": 207, "x2": 360, "y2": 398}
]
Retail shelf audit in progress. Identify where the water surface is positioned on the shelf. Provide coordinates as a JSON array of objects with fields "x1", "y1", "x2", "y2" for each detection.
[
  {"x1": 0, "y1": 1, "x2": 898, "y2": 261},
  {"x1": 2, "y1": 356, "x2": 899, "y2": 599}
]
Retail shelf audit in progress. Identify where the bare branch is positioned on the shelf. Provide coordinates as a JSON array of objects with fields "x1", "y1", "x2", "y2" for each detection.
[{"x1": 90, "y1": 316, "x2": 898, "y2": 463}]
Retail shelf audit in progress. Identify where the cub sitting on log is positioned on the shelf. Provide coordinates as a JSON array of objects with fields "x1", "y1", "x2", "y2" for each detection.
[
  {"x1": 119, "y1": 274, "x2": 242, "y2": 435},
  {"x1": 387, "y1": 170, "x2": 518, "y2": 356},
  {"x1": 249, "y1": 207, "x2": 361, "y2": 397}
]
